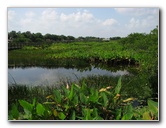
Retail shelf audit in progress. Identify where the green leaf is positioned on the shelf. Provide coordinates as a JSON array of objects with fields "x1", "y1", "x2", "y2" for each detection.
[
  {"x1": 64, "y1": 105, "x2": 70, "y2": 111},
  {"x1": 92, "y1": 108, "x2": 98, "y2": 117},
  {"x1": 92, "y1": 108, "x2": 103, "y2": 120},
  {"x1": 36, "y1": 103, "x2": 45, "y2": 116},
  {"x1": 23, "y1": 109, "x2": 32, "y2": 119},
  {"x1": 122, "y1": 104, "x2": 133, "y2": 120},
  {"x1": 101, "y1": 92, "x2": 108, "y2": 107},
  {"x1": 53, "y1": 89, "x2": 62, "y2": 103},
  {"x1": 32, "y1": 98, "x2": 36, "y2": 107},
  {"x1": 18, "y1": 100, "x2": 33, "y2": 112},
  {"x1": 68, "y1": 84, "x2": 74, "y2": 100},
  {"x1": 72, "y1": 95, "x2": 78, "y2": 105},
  {"x1": 122, "y1": 113, "x2": 133, "y2": 120},
  {"x1": 89, "y1": 89, "x2": 99, "y2": 103},
  {"x1": 116, "y1": 108, "x2": 122, "y2": 120},
  {"x1": 148, "y1": 99, "x2": 158, "y2": 115},
  {"x1": 143, "y1": 112, "x2": 151, "y2": 120},
  {"x1": 9, "y1": 104, "x2": 19, "y2": 119},
  {"x1": 80, "y1": 93, "x2": 88, "y2": 104},
  {"x1": 73, "y1": 84, "x2": 81, "y2": 90},
  {"x1": 70, "y1": 110, "x2": 76, "y2": 120},
  {"x1": 114, "y1": 76, "x2": 122, "y2": 95},
  {"x1": 82, "y1": 108, "x2": 92, "y2": 120},
  {"x1": 58, "y1": 112, "x2": 66, "y2": 120},
  {"x1": 81, "y1": 81, "x2": 87, "y2": 92},
  {"x1": 61, "y1": 86, "x2": 70, "y2": 97}
]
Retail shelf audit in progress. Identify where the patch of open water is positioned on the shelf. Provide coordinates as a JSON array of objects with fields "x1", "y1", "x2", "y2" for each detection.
[{"x1": 8, "y1": 66, "x2": 129, "y2": 86}]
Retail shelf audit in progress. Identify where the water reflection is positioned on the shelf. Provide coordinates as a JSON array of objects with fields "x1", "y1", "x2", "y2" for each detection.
[{"x1": 8, "y1": 66, "x2": 129, "y2": 86}]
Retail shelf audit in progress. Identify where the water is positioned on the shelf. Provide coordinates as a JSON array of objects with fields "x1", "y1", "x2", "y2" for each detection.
[{"x1": 8, "y1": 66, "x2": 129, "y2": 86}]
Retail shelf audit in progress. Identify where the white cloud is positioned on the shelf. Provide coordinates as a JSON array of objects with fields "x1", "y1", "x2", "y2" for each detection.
[
  {"x1": 41, "y1": 9, "x2": 58, "y2": 21},
  {"x1": 60, "y1": 11, "x2": 94, "y2": 23},
  {"x1": 25, "y1": 11, "x2": 35, "y2": 18},
  {"x1": 102, "y1": 19, "x2": 118, "y2": 26},
  {"x1": 114, "y1": 8, "x2": 159, "y2": 35},
  {"x1": 127, "y1": 18, "x2": 140, "y2": 28},
  {"x1": 8, "y1": 10, "x2": 16, "y2": 21},
  {"x1": 115, "y1": 8, "x2": 159, "y2": 16},
  {"x1": 126, "y1": 15, "x2": 158, "y2": 29},
  {"x1": 124, "y1": 14, "x2": 158, "y2": 35},
  {"x1": 8, "y1": 10, "x2": 20, "y2": 32}
]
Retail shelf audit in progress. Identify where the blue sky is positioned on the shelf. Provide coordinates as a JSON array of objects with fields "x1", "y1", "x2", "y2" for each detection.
[{"x1": 8, "y1": 7, "x2": 159, "y2": 38}]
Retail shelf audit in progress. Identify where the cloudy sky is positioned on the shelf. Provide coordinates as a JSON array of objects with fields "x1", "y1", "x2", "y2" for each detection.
[{"x1": 8, "y1": 7, "x2": 159, "y2": 38}]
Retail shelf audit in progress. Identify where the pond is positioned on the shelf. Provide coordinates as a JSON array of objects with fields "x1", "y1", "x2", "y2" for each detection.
[{"x1": 8, "y1": 66, "x2": 130, "y2": 87}]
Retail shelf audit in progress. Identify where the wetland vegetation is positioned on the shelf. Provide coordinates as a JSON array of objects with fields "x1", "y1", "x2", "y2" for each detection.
[{"x1": 8, "y1": 27, "x2": 158, "y2": 120}]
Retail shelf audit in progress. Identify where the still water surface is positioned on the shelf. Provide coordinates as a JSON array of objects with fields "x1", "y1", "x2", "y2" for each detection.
[{"x1": 8, "y1": 66, "x2": 129, "y2": 86}]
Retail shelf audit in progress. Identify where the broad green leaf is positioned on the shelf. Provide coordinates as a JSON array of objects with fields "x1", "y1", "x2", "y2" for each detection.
[
  {"x1": 143, "y1": 112, "x2": 151, "y2": 120},
  {"x1": 114, "y1": 76, "x2": 122, "y2": 95},
  {"x1": 53, "y1": 89, "x2": 62, "y2": 103},
  {"x1": 72, "y1": 95, "x2": 78, "y2": 105},
  {"x1": 18, "y1": 100, "x2": 33, "y2": 112},
  {"x1": 32, "y1": 98, "x2": 36, "y2": 107},
  {"x1": 83, "y1": 108, "x2": 92, "y2": 120},
  {"x1": 36, "y1": 103, "x2": 45, "y2": 116},
  {"x1": 122, "y1": 113, "x2": 133, "y2": 120},
  {"x1": 148, "y1": 99, "x2": 158, "y2": 115},
  {"x1": 80, "y1": 93, "x2": 88, "y2": 104},
  {"x1": 126, "y1": 104, "x2": 133, "y2": 113},
  {"x1": 116, "y1": 108, "x2": 122, "y2": 120},
  {"x1": 23, "y1": 109, "x2": 32, "y2": 119},
  {"x1": 64, "y1": 105, "x2": 70, "y2": 111},
  {"x1": 70, "y1": 110, "x2": 76, "y2": 120},
  {"x1": 92, "y1": 108, "x2": 98, "y2": 117},
  {"x1": 61, "y1": 86, "x2": 70, "y2": 97},
  {"x1": 68, "y1": 84, "x2": 74, "y2": 100},
  {"x1": 10, "y1": 104, "x2": 19, "y2": 119},
  {"x1": 91, "y1": 108, "x2": 103, "y2": 120},
  {"x1": 58, "y1": 112, "x2": 66, "y2": 120},
  {"x1": 101, "y1": 92, "x2": 108, "y2": 107},
  {"x1": 89, "y1": 89, "x2": 99, "y2": 103},
  {"x1": 81, "y1": 81, "x2": 87, "y2": 92},
  {"x1": 122, "y1": 104, "x2": 133, "y2": 120}
]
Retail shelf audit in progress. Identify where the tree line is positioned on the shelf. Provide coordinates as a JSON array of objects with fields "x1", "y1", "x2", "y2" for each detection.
[{"x1": 8, "y1": 31, "x2": 121, "y2": 45}]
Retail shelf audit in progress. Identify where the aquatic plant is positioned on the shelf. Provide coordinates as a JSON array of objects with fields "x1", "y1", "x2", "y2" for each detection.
[{"x1": 8, "y1": 77, "x2": 158, "y2": 120}]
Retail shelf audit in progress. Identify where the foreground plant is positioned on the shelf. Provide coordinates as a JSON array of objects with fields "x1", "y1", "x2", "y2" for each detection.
[{"x1": 8, "y1": 77, "x2": 158, "y2": 120}]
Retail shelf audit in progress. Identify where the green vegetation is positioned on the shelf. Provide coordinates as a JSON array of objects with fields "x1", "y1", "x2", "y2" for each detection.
[
  {"x1": 8, "y1": 27, "x2": 158, "y2": 120},
  {"x1": 9, "y1": 41, "x2": 137, "y2": 67},
  {"x1": 8, "y1": 77, "x2": 158, "y2": 120}
]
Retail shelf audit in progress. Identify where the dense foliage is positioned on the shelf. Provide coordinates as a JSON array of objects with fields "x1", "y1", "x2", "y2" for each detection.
[{"x1": 9, "y1": 77, "x2": 158, "y2": 120}]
